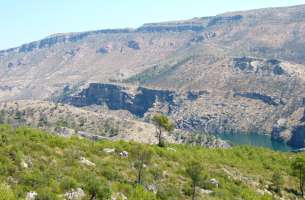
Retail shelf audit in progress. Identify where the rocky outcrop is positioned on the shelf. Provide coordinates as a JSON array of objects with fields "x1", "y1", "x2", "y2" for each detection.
[
  {"x1": 271, "y1": 108, "x2": 305, "y2": 148},
  {"x1": 234, "y1": 92, "x2": 284, "y2": 106},
  {"x1": 96, "y1": 47, "x2": 109, "y2": 54},
  {"x1": 62, "y1": 83, "x2": 176, "y2": 117},
  {"x1": 187, "y1": 90, "x2": 209, "y2": 101},
  {"x1": 64, "y1": 188, "x2": 85, "y2": 200},
  {"x1": 127, "y1": 40, "x2": 140, "y2": 50},
  {"x1": 79, "y1": 157, "x2": 96, "y2": 167},
  {"x1": 26, "y1": 192, "x2": 37, "y2": 200},
  {"x1": 0, "y1": 29, "x2": 132, "y2": 54},
  {"x1": 61, "y1": 83, "x2": 234, "y2": 134},
  {"x1": 0, "y1": 86, "x2": 13, "y2": 91},
  {"x1": 271, "y1": 120, "x2": 290, "y2": 142},
  {"x1": 232, "y1": 57, "x2": 287, "y2": 76},
  {"x1": 206, "y1": 15, "x2": 243, "y2": 27},
  {"x1": 272, "y1": 124, "x2": 305, "y2": 148},
  {"x1": 176, "y1": 116, "x2": 234, "y2": 134},
  {"x1": 137, "y1": 23, "x2": 205, "y2": 32},
  {"x1": 287, "y1": 125, "x2": 305, "y2": 148},
  {"x1": 136, "y1": 14, "x2": 242, "y2": 33}
]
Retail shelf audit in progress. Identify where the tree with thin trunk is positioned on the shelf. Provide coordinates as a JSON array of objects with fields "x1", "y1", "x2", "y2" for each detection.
[
  {"x1": 291, "y1": 156, "x2": 305, "y2": 197},
  {"x1": 186, "y1": 160, "x2": 204, "y2": 200},
  {"x1": 132, "y1": 145, "x2": 153, "y2": 185},
  {"x1": 152, "y1": 114, "x2": 174, "y2": 147}
]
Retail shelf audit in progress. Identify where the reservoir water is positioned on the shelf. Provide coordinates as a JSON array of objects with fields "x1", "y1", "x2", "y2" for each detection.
[{"x1": 215, "y1": 132, "x2": 295, "y2": 152}]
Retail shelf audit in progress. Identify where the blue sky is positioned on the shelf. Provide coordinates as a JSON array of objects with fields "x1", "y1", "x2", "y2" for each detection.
[{"x1": 0, "y1": 0, "x2": 305, "y2": 50}]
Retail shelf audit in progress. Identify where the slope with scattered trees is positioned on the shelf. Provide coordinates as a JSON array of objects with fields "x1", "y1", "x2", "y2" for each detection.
[{"x1": 0, "y1": 125, "x2": 304, "y2": 199}]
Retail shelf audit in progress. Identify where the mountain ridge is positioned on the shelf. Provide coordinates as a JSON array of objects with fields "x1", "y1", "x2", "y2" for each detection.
[{"x1": 2, "y1": 4, "x2": 305, "y2": 53}]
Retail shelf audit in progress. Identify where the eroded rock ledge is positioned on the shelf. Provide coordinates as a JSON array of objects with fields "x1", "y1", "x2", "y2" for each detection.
[
  {"x1": 234, "y1": 92, "x2": 284, "y2": 106},
  {"x1": 61, "y1": 83, "x2": 177, "y2": 117}
]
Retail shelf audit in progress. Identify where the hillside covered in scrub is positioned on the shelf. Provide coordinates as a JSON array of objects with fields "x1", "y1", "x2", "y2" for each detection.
[{"x1": 0, "y1": 125, "x2": 303, "y2": 200}]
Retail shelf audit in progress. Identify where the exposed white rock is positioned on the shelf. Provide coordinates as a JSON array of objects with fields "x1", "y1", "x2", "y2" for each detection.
[
  {"x1": 147, "y1": 184, "x2": 158, "y2": 194},
  {"x1": 111, "y1": 192, "x2": 128, "y2": 200},
  {"x1": 167, "y1": 147, "x2": 177, "y2": 152},
  {"x1": 26, "y1": 191, "x2": 37, "y2": 200},
  {"x1": 21, "y1": 157, "x2": 33, "y2": 169},
  {"x1": 56, "y1": 127, "x2": 75, "y2": 137},
  {"x1": 64, "y1": 188, "x2": 85, "y2": 200},
  {"x1": 276, "y1": 118, "x2": 287, "y2": 127},
  {"x1": 21, "y1": 160, "x2": 28, "y2": 168},
  {"x1": 263, "y1": 189, "x2": 272, "y2": 196},
  {"x1": 103, "y1": 148, "x2": 116, "y2": 153},
  {"x1": 256, "y1": 189, "x2": 265, "y2": 195},
  {"x1": 119, "y1": 151, "x2": 129, "y2": 157},
  {"x1": 209, "y1": 178, "x2": 219, "y2": 188},
  {"x1": 199, "y1": 188, "x2": 213, "y2": 195},
  {"x1": 80, "y1": 157, "x2": 96, "y2": 167}
]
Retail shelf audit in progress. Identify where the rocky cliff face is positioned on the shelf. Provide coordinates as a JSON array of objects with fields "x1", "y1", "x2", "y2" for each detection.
[
  {"x1": 288, "y1": 126, "x2": 305, "y2": 148},
  {"x1": 62, "y1": 83, "x2": 176, "y2": 117},
  {"x1": 0, "y1": 29, "x2": 133, "y2": 54},
  {"x1": 272, "y1": 108, "x2": 305, "y2": 148}
]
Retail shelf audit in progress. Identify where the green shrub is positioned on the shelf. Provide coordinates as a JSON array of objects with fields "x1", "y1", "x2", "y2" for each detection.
[
  {"x1": 36, "y1": 187, "x2": 59, "y2": 200},
  {"x1": 0, "y1": 183, "x2": 15, "y2": 200},
  {"x1": 129, "y1": 186, "x2": 158, "y2": 200},
  {"x1": 60, "y1": 176, "x2": 79, "y2": 191},
  {"x1": 157, "y1": 183, "x2": 181, "y2": 200},
  {"x1": 84, "y1": 174, "x2": 111, "y2": 200}
]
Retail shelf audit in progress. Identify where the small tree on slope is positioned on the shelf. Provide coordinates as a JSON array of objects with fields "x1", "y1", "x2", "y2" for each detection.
[
  {"x1": 152, "y1": 114, "x2": 174, "y2": 147},
  {"x1": 186, "y1": 161, "x2": 204, "y2": 200},
  {"x1": 131, "y1": 145, "x2": 153, "y2": 185}
]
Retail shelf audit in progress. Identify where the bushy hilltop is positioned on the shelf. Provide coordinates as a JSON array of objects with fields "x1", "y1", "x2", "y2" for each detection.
[{"x1": 0, "y1": 125, "x2": 303, "y2": 200}]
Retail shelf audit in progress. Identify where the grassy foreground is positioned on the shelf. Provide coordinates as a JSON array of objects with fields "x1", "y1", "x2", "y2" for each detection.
[{"x1": 0, "y1": 125, "x2": 302, "y2": 200}]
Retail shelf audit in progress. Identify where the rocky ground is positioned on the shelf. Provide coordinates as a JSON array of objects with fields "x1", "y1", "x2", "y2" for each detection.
[{"x1": 0, "y1": 100, "x2": 230, "y2": 148}]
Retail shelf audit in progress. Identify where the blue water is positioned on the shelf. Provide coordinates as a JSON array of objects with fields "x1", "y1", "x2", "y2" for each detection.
[{"x1": 214, "y1": 132, "x2": 295, "y2": 152}]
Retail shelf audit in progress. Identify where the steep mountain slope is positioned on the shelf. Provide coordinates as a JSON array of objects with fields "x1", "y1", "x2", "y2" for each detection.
[
  {"x1": 1, "y1": 5, "x2": 305, "y2": 101},
  {"x1": 1, "y1": 5, "x2": 305, "y2": 146}
]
